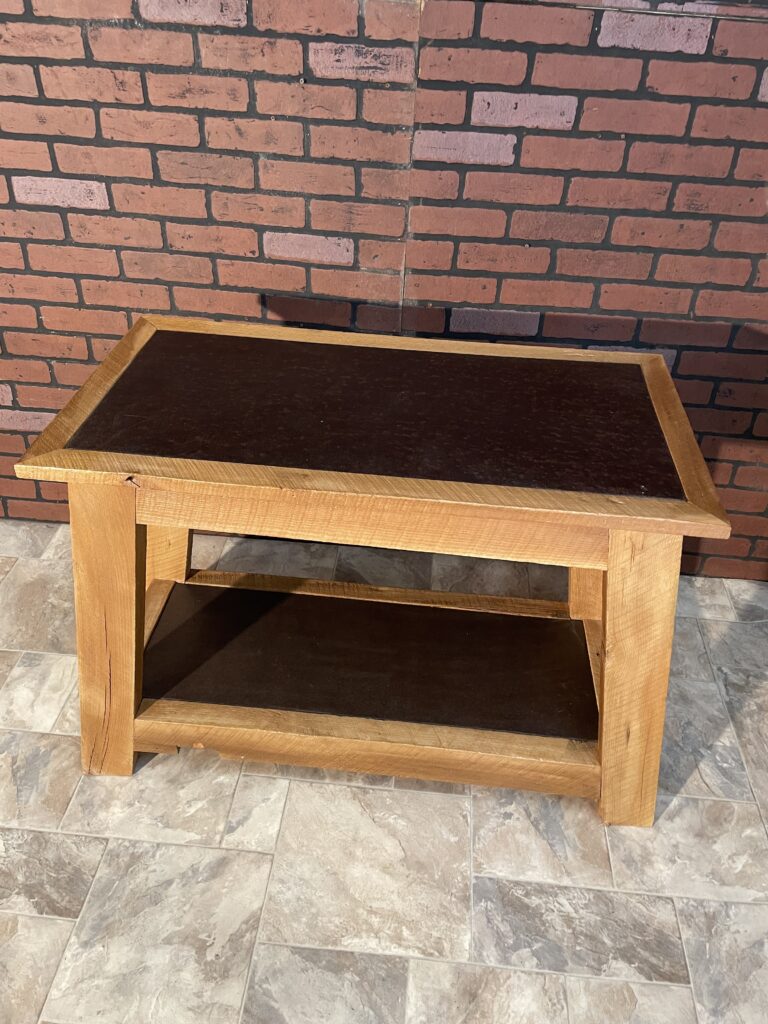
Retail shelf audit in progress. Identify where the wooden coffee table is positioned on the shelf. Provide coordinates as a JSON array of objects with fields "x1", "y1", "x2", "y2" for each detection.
[{"x1": 16, "y1": 315, "x2": 729, "y2": 826}]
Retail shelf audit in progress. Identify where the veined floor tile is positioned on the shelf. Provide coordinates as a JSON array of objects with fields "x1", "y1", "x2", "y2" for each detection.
[
  {"x1": 677, "y1": 898, "x2": 768, "y2": 1024},
  {"x1": 700, "y1": 619, "x2": 768, "y2": 693},
  {"x1": 260, "y1": 782, "x2": 471, "y2": 959},
  {"x1": 659, "y1": 674, "x2": 751, "y2": 800},
  {"x1": 50, "y1": 683, "x2": 79, "y2": 736},
  {"x1": 0, "y1": 731, "x2": 80, "y2": 829},
  {"x1": 218, "y1": 536, "x2": 338, "y2": 579},
  {"x1": 0, "y1": 651, "x2": 20, "y2": 689},
  {"x1": 44, "y1": 838, "x2": 271, "y2": 1024},
  {"x1": 0, "y1": 520, "x2": 58, "y2": 559},
  {"x1": 431, "y1": 554, "x2": 529, "y2": 597},
  {"x1": 670, "y1": 618, "x2": 713, "y2": 682},
  {"x1": 190, "y1": 530, "x2": 228, "y2": 570},
  {"x1": 724, "y1": 579, "x2": 768, "y2": 623},
  {"x1": 0, "y1": 557, "x2": 15, "y2": 584},
  {"x1": 0, "y1": 912, "x2": 72, "y2": 1024},
  {"x1": 222, "y1": 775, "x2": 288, "y2": 853},
  {"x1": 472, "y1": 789, "x2": 612, "y2": 887},
  {"x1": 677, "y1": 576, "x2": 734, "y2": 620},
  {"x1": 473, "y1": 878, "x2": 688, "y2": 983},
  {"x1": 39, "y1": 525, "x2": 72, "y2": 565},
  {"x1": 0, "y1": 827, "x2": 105, "y2": 918},
  {"x1": 0, "y1": 652, "x2": 77, "y2": 732},
  {"x1": 335, "y1": 545, "x2": 431, "y2": 590},
  {"x1": 722, "y1": 685, "x2": 768, "y2": 816},
  {"x1": 406, "y1": 960, "x2": 568, "y2": 1024},
  {"x1": 607, "y1": 796, "x2": 768, "y2": 902},
  {"x1": 566, "y1": 978, "x2": 697, "y2": 1024},
  {"x1": 393, "y1": 776, "x2": 468, "y2": 794},
  {"x1": 277, "y1": 764, "x2": 393, "y2": 788},
  {"x1": 61, "y1": 747, "x2": 241, "y2": 846},
  {"x1": 243, "y1": 944, "x2": 407, "y2": 1024},
  {"x1": 0, "y1": 557, "x2": 75, "y2": 655}
]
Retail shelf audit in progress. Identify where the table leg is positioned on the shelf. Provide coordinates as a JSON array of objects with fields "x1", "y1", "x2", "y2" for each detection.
[
  {"x1": 146, "y1": 525, "x2": 190, "y2": 584},
  {"x1": 568, "y1": 567, "x2": 604, "y2": 620},
  {"x1": 69, "y1": 482, "x2": 146, "y2": 775},
  {"x1": 598, "y1": 530, "x2": 681, "y2": 826}
]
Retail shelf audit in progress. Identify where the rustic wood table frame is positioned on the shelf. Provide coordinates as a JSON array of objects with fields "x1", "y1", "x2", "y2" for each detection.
[{"x1": 16, "y1": 315, "x2": 730, "y2": 827}]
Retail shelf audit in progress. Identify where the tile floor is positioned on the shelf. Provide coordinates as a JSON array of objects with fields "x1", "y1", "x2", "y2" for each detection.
[{"x1": 0, "y1": 518, "x2": 766, "y2": 1024}]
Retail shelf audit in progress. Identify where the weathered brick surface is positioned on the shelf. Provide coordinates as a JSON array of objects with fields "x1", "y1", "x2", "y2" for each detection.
[{"x1": 0, "y1": 2, "x2": 765, "y2": 578}]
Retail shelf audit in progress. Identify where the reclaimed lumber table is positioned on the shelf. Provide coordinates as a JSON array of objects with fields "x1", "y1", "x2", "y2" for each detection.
[{"x1": 15, "y1": 315, "x2": 730, "y2": 826}]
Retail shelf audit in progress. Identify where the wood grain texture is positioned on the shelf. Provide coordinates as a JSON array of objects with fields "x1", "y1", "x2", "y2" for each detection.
[
  {"x1": 569, "y1": 568, "x2": 604, "y2": 620},
  {"x1": 146, "y1": 525, "x2": 190, "y2": 584},
  {"x1": 69, "y1": 481, "x2": 145, "y2": 776},
  {"x1": 598, "y1": 530, "x2": 682, "y2": 826}
]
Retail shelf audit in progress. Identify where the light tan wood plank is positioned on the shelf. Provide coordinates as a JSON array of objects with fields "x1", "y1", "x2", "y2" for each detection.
[
  {"x1": 146, "y1": 525, "x2": 190, "y2": 584},
  {"x1": 69, "y1": 482, "x2": 146, "y2": 775},
  {"x1": 598, "y1": 530, "x2": 682, "y2": 826},
  {"x1": 144, "y1": 578, "x2": 175, "y2": 646},
  {"x1": 569, "y1": 567, "x2": 604, "y2": 620},
  {"x1": 583, "y1": 617, "x2": 604, "y2": 711}
]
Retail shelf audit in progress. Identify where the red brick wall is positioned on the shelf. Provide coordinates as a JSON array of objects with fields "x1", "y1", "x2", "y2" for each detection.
[{"x1": 0, "y1": 0, "x2": 766, "y2": 579}]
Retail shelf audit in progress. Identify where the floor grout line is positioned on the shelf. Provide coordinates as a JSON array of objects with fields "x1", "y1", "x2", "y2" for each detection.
[{"x1": 674, "y1": 898, "x2": 703, "y2": 1024}]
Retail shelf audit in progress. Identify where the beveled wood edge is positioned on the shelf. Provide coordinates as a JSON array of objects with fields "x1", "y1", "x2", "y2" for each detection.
[
  {"x1": 184, "y1": 568, "x2": 571, "y2": 619},
  {"x1": 144, "y1": 578, "x2": 175, "y2": 647}
]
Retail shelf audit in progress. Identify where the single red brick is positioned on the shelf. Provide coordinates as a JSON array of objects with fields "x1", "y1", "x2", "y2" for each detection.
[
  {"x1": 0, "y1": 102, "x2": 94, "y2": 137},
  {"x1": 41, "y1": 65, "x2": 142, "y2": 105},
  {"x1": 693, "y1": 538, "x2": 752, "y2": 557},
  {"x1": 28, "y1": 244, "x2": 118, "y2": 277},
  {"x1": 90, "y1": 337, "x2": 118, "y2": 360},
  {"x1": 581, "y1": 97, "x2": 689, "y2": 136},
  {"x1": 218, "y1": 259, "x2": 306, "y2": 292},
  {"x1": 41, "y1": 306, "x2": 128, "y2": 334},
  {"x1": 206, "y1": 117, "x2": 303, "y2": 156},
  {"x1": 482, "y1": 3, "x2": 593, "y2": 46},
  {"x1": 0, "y1": 303, "x2": 38, "y2": 327},
  {"x1": 358, "y1": 239, "x2": 404, "y2": 271},
  {"x1": 257, "y1": 81, "x2": 356, "y2": 121},
  {"x1": 511, "y1": 210, "x2": 608, "y2": 243},
  {"x1": 113, "y1": 182, "x2": 207, "y2": 219},
  {"x1": 310, "y1": 43, "x2": 415, "y2": 84},
  {"x1": 639, "y1": 319, "x2": 731, "y2": 347},
  {"x1": 558, "y1": 249, "x2": 652, "y2": 281},
  {"x1": 405, "y1": 306, "x2": 445, "y2": 332},
  {"x1": 598, "y1": 12, "x2": 710, "y2": 53},
  {"x1": 721, "y1": 487, "x2": 767, "y2": 513},
  {"x1": 199, "y1": 33, "x2": 302, "y2": 74},
  {"x1": 647, "y1": 60, "x2": 754, "y2": 100},
  {"x1": 259, "y1": 159, "x2": 355, "y2": 197},
  {"x1": 472, "y1": 90, "x2": 577, "y2": 130},
  {"x1": 406, "y1": 273, "x2": 497, "y2": 303},
  {"x1": 5, "y1": 331, "x2": 88, "y2": 359},
  {"x1": 313, "y1": 268, "x2": 401, "y2": 303},
  {"x1": 733, "y1": 465, "x2": 768, "y2": 489},
  {"x1": 413, "y1": 129, "x2": 517, "y2": 165},
  {"x1": 702, "y1": 438, "x2": 768, "y2": 462},
  {"x1": 403, "y1": 239, "x2": 453, "y2": 271},
  {"x1": 458, "y1": 242, "x2": 551, "y2": 274},
  {"x1": 263, "y1": 231, "x2": 354, "y2": 266},
  {"x1": 89, "y1": 27, "x2": 193, "y2": 66},
  {"x1": 310, "y1": 125, "x2": 411, "y2": 165},
  {"x1": 0, "y1": 209, "x2": 63, "y2": 239},
  {"x1": 696, "y1": 291, "x2": 768, "y2": 321},
  {"x1": 16, "y1": 384, "x2": 76, "y2": 410},
  {"x1": 54, "y1": 143, "x2": 152, "y2": 179},
  {"x1": 80, "y1": 279, "x2": 170, "y2": 310},
  {"x1": 311, "y1": 199, "x2": 405, "y2": 237},
  {"x1": 102, "y1": 108, "x2": 199, "y2": 146},
  {"x1": 419, "y1": 47, "x2": 527, "y2": 85},
  {"x1": 693, "y1": 105, "x2": 768, "y2": 143},
  {"x1": 0, "y1": 409, "x2": 54, "y2": 433},
  {"x1": 717, "y1": 382, "x2": 768, "y2": 411},
  {"x1": 713, "y1": 21, "x2": 768, "y2": 60},
  {"x1": 731, "y1": 514, "x2": 768, "y2": 538},
  {"x1": 355, "y1": 305, "x2": 402, "y2": 332},
  {"x1": 450, "y1": 307, "x2": 540, "y2": 337},
  {"x1": 758, "y1": 412, "x2": 768, "y2": 437},
  {"x1": 674, "y1": 183, "x2": 766, "y2": 217},
  {"x1": 33, "y1": 0, "x2": 132, "y2": 14},
  {"x1": 55, "y1": 359, "x2": 95, "y2": 386},
  {"x1": 364, "y1": 88, "x2": 415, "y2": 126},
  {"x1": 361, "y1": 167, "x2": 459, "y2": 200},
  {"x1": 255, "y1": 0, "x2": 358, "y2": 35},
  {"x1": 679, "y1": 351, "x2": 768, "y2": 379},
  {"x1": 757, "y1": 260, "x2": 768, "y2": 289},
  {"x1": 157, "y1": 150, "x2": 254, "y2": 189},
  {"x1": 7, "y1": 498, "x2": 69, "y2": 521},
  {"x1": 413, "y1": 87, "x2": 466, "y2": 125},
  {"x1": 733, "y1": 324, "x2": 768, "y2": 350},
  {"x1": 267, "y1": 295, "x2": 350, "y2": 328},
  {"x1": 410, "y1": 205, "x2": 506, "y2": 237},
  {"x1": 68, "y1": 213, "x2": 163, "y2": 249},
  {"x1": 464, "y1": 171, "x2": 564, "y2": 205},
  {"x1": 600, "y1": 283, "x2": 691, "y2": 315},
  {"x1": 147, "y1": 72, "x2": 248, "y2": 111},
  {"x1": 612, "y1": 216, "x2": 711, "y2": 250},
  {"x1": 627, "y1": 142, "x2": 733, "y2": 179},
  {"x1": 675, "y1": 379, "x2": 713, "y2": 405},
  {"x1": 0, "y1": 242, "x2": 22, "y2": 269},
  {"x1": 734, "y1": 149, "x2": 766, "y2": 182},
  {"x1": 521, "y1": 136, "x2": 625, "y2": 171},
  {"x1": 568, "y1": 177, "x2": 670, "y2": 211},
  {"x1": 212, "y1": 191, "x2": 305, "y2": 228},
  {"x1": 0, "y1": 358, "x2": 50, "y2": 382},
  {"x1": 715, "y1": 222, "x2": 768, "y2": 254},
  {"x1": 0, "y1": 140, "x2": 51, "y2": 171},
  {"x1": 0, "y1": 273, "x2": 77, "y2": 304},
  {"x1": 0, "y1": 175, "x2": 7, "y2": 203},
  {"x1": 501, "y1": 278, "x2": 594, "y2": 308},
  {"x1": 167, "y1": 222, "x2": 259, "y2": 256},
  {"x1": 532, "y1": 53, "x2": 641, "y2": 91},
  {"x1": 420, "y1": 0, "x2": 475, "y2": 39},
  {"x1": 122, "y1": 250, "x2": 213, "y2": 284},
  {"x1": 0, "y1": 477, "x2": 37, "y2": 499},
  {"x1": 12, "y1": 175, "x2": 108, "y2": 209},
  {"x1": 365, "y1": 0, "x2": 420, "y2": 41},
  {"x1": 0, "y1": 22, "x2": 83, "y2": 59},
  {"x1": 704, "y1": 557, "x2": 767, "y2": 580},
  {"x1": 0, "y1": 63, "x2": 37, "y2": 97},
  {"x1": 656, "y1": 254, "x2": 752, "y2": 286},
  {"x1": 138, "y1": 0, "x2": 246, "y2": 27}
]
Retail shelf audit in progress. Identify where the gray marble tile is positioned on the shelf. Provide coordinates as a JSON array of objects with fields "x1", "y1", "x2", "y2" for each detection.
[
  {"x1": 0, "y1": 652, "x2": 77, "y2": 732},
  {"x1": 0, "y1": 731, "x2": 81, "y2": 829},
  {"x1": 0, "y1": 557, "x2": 75, "y2": 654},
  {"x1": 677, "y1": 898, "x2": 768, "y2": 1024},
  {"x1": 393, "y1": 776, "x2": 468, "y2": 794},
  {"x1": 0, "y1": 519, "x2": 58, "y2": 558},
  {"x1": 0, "y1": 650, "x2": 20, "y2": 687},
  {"x1": 243, "y1": 944, "x2": 407, "y2": 1024},
  {"x1": 45, "y1": 838, "x2": 271, "y2": 1024},
  {"x1": 677, "y1": 575, "x2": 734, "y2": 620},
  {"x1": 473, "y1": 878, "x2": 688, "y2": 983},
  {"x1": 260, "y1": 782, "x2": 471, "y2": 959},
  {"x1": 61, "y1": 747, "x2": 241, "y2": 845},
  {"x1": 431, "y1": 554, "x2": 529, "y2": 597},
  {"x1": 218, "y1": 535, "x2": 338, "y2": 579},
  {"x1": 0, "y1": 827, "x2": 105, "y2": 918},
  {"x1": 608, "y1": 796, "x2": 768, "y2": 901},
  {"x1": 0, "y1": 556, "x2": 16, "y2": 583},
  {"x1": 472, "y1": 789, "x2": 612, "y2": 887},
  {"x1": 724, "y1": 578, "x2": 768, "y2": 622},
  {"x1": 222, "y1": 775, "x2": 288, "y2": 853},
  {"x1": 700, "y1": 618, "x2": 768, "y2": 693},
  {"x1": 276, "y1": 764, "x2": 393, "y2": 787},
  {"x1": 660, "y1": 673, "x2": 751, "y2": 800},
  {"x1": 670, "y1": 617, "x2": 713, "y2": 681},
  {"x1": 407, "y1": 959, "x2": 568, "y2": 1024},
  {"x1": 50, "y1": 683, "x2": 79, "y2": 736},
  {"x1": 566, "y1": 978, "x2": 697, "y2": 1024},
  {"x1": 39, "y1": 524, "x2": 72, "y2": 564},
  {"x1": 190, "y1": 531, "x2": 228, "y2": 570},
  {"x1": 722, "y1": 686, "x2": 768, "y2": 815},
  {"x1": 0, "y1": 912, "x2": 72, "y2": 1024},
  {"x1": 335, "y1": 545, "x2": 432, "y2": 589},
  {"x1": 528, "y1": 563, "x2": 568, "y2": 601}
]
